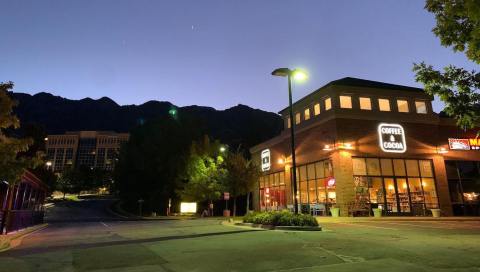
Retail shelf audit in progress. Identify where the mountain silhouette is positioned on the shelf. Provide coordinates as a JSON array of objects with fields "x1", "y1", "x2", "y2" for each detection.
[{"x1": 11, "y1": 92, "x2": 283, "y2": 149}]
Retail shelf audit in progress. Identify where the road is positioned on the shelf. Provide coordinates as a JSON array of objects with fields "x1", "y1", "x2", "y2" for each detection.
[{"x1": 0, "y1": 199, "x2": 479, "y2": 271}]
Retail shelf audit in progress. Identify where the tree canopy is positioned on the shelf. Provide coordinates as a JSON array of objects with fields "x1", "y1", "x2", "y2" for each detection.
[
  {"x1": 114, "y1": 113, "x2": 203, "y2": 214},
  {"x1": 426, "y1": 0, "x2": 480, "y2": 64},
  {"x1": 0, "y1": 82, "x2": 37, "y2": 185},
  {"x1": 414, "y1": 0, "x2": 480, "y2": 130}
]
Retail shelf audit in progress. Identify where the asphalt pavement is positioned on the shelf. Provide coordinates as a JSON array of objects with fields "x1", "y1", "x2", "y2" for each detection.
[{"x1": 0, "y1": 199, "x2": 479, "y2": 272}]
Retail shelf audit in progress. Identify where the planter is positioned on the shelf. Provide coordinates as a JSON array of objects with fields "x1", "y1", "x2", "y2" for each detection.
[
  {"x1": 223, "y1": 209, "x2": 231, "y2": 217},
  {"x1": 430, "y1": 209, "x2": 441, "y2": 218},
  {"x1": 330, "y1": 207, "x2": 340, "y2": 217},
  {"x1": 372, "y1": 208, "x2": 382, "y2": 218}
]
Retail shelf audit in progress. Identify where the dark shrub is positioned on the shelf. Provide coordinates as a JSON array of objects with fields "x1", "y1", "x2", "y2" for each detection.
[{"x1": 242, "y1": 210, "x2": 318, "y2": 227}]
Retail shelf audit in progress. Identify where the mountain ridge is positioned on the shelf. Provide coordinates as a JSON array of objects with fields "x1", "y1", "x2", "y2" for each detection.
[{"x1": 11, "y1": 91, "x2": 283, "y2": 149}]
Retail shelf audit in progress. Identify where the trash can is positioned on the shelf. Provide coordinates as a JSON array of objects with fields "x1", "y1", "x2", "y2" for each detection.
[
  {"x1": 330, "y1": 207, "x2": 340, "y2": 217},
  {"x1": 373, "y1": 208, "x2": 382, "y2": 218},
  {"x1": 430, "y1": 209, "x2": 441, "y2": 218}
]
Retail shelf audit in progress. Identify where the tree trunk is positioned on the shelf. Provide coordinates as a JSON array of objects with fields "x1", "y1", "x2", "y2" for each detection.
[
  {"x1": 246, "y1": 192, "x2": 250, "y2": 213},
  {"x1": 233, "y1": 197, "x2": 237, "y2": 218},
  {"x1": 63, "y1": 191, "x2": 66, "y2": 200}
]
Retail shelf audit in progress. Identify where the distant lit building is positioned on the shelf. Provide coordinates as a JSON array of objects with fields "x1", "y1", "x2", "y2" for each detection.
[{"x1": 45, "y1": 131, "x2": 129, "y2": 172}]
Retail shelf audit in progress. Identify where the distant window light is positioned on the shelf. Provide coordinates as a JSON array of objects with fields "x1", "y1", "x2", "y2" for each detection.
[
  {"x1": 325, "y1": 97, "x2": 332, "y2": 111},
  {"x1": 304, "y1": 108, "x2": 311, "y2": 120},
  {"x1": 287, "y1": 117, "x2": 291, "y2": 128},
  {"x1": 314, "y1": 103, "x2": 320, "y2": 115},
  {"x1": 359, "y1": 97, "x2": 372, "y2": 110},
  {"x1": 415, "y1": 101, "x2": 427, "y2": 114},
  {"x1": 295, "y1": 112, "x2": 301, "y2": 124},
  {"x1": 397, "y1": 99, "x2": 409, "y2": 113},
  {"x1": 339, "y1": 95, "x2": 352, "y2": 109},
  {"x1": 378, "y1": 99, "x2": 391, "y2": 112}
]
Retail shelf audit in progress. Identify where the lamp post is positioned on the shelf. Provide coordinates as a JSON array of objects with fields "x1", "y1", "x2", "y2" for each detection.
[{"x1": 271, "y1": 68, "x2": 307, "y2": 214}]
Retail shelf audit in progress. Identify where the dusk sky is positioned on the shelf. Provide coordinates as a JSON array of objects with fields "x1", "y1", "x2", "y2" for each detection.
[{"x1": 1, "y1": 0, "x2": 477, "y2": 113}]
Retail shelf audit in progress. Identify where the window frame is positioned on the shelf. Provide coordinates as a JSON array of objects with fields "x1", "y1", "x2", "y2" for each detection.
[
  {"x1": 324, "y1": 97, "x2": 332, "y2": 111},
  {"x1": 396, "y1": 99, "x2": 410, "y2": 113},
  {"x1": 378, "y1": 98, "x2": 391, "y2": 112},
  {"x1": 339, "y1": 95, "x2": 353, "y2": 109},
  {"x1": 359, "y1": 97, "x2": 372, "y2": 111}
]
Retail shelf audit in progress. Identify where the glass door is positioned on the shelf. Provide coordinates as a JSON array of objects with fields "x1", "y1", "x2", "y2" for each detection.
[
  {"x1": 384, "y1": 178, "x2": 398, "y2": 213},
  {"x1": 396, "y1": 178, "x2": 411, "y2": 213}
]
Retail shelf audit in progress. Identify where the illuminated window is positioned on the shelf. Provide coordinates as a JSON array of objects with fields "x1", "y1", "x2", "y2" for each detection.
[
  {"x1": 314, "y1": 103, "x2": 320, "y2": 115},
  {"x1": 295, "y1": 112, "x2": 301, "y2": 124},
  {"x1": 339, "y1": 95, "x2": 352, "y2": 109},
  {"x1": 325, "y1": 97, "x2": 332, "y2": 111},
  {"x1": 378, "y1": 98, "x2": 391, "y2": 112},
  {"x1": 415, "y1": 101, "x2": 427, "y2": 114},
  {"x1": 397, "y1": 99, "x2": 409, "y2": 113},
  {"x1": 359, "y1": 97, "x2": 372, "y2": 110},
  {"x1": 304, "y1": 108, "x2": 310, "y2": 120},
  {"x1": 286, "y1": 117, "x2": 291, "y2": 128}
]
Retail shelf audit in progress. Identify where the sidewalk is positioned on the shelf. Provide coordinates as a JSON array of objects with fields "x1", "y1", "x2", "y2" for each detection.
[
  {"x1": 315, "y1": 216, "x2": 480, "y2": 223},
  {"x1": 0, "y1": 223, "x2": 48, "y2": 252}
]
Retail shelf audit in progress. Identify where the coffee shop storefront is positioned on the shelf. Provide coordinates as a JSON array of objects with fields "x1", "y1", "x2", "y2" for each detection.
[{"x1": 250, "y1": 78, "x2": 480, "y2": 216}]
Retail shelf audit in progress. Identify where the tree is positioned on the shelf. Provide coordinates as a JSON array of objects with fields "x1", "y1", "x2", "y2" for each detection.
[
  {"x1": 223, "y1": 150, "x2": 261, "y2": 217},
  {"x1": 0, "y1": 82, "x2": 35, "y2": 185},
  {"x1": 413, "y1": 63, "x2": 480, "y2": 129},
  {"x1": 413, "y1": 0, "x2": 480, "y2": 129},
  {"x1": 114, "y1": 113, "x2": 203, "y2": 215},
  {"x1": 425, "y1": 0, "x2": 480, "y2": 64},
  {"x1": 178, "y1": 136, "x2": 226, "y2": 214}
]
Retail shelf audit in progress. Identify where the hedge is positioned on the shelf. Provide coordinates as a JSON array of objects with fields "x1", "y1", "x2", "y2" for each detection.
[{"x1": 243, "y1": 210, "x2": 319, "y2": 227}]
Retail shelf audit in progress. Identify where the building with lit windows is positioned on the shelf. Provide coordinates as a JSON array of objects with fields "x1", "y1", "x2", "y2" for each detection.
[
  {"x1": 250, "y1": 77, "x2": 480, "y2": 216},
  {"x1": 45, "y1": 131, "x2": 129, "y2": 172}
]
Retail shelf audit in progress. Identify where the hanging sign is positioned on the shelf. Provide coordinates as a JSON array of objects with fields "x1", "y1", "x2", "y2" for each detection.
[
  {"x1": 261, "y1": 149, "x2": 271, "y2": 172},
  {"x1": 448, "y1": 138, "x2": 480, "y2": 150},
  {"x1": 378, "y1": 123, "x2": 407, "y2": 153}
]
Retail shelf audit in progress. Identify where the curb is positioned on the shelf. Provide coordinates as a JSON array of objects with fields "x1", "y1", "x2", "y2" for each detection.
[
  {"x1": 0, "y1": 223, "x2": 48, "y2": 253},
  {"x1": 232, "y1": 222, "x2": 322, "y2": 231}
]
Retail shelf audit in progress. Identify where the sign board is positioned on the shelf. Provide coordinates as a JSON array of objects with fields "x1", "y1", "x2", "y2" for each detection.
[
  {"x1": 448, "y1": 138, "x2": 480, "y2": 150},
  {"x1": 223, "y1": 192, "x2": 230, "y2": 200},
  {"x1": 261, "y1": 149, "x2": 271, "y2": 172},
  {"x1": 378, "y1": 123, "x2": 407, "y2": 153},
  {"x1": 448, "y1": 138, "x2": 470, "y2": 150}
]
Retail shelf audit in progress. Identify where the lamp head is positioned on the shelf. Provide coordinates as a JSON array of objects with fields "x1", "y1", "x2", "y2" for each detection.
[{"x1": 271, "y1": 68, "x2": 291, "y2": 77}]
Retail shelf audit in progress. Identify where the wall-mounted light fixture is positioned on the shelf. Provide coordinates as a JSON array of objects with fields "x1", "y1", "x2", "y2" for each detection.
[
  {"x1": 437, "y1": 146, "x2": 449, "y2": 154},
  {"x1": 323, "y1": 144, "x2": 333, "y2": 151}
]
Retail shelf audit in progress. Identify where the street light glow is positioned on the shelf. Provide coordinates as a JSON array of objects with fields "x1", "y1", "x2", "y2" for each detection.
[
  {"x1": 292, "y1": 69, "x2": 307, "y2": 81},
  {"x1": 219, "y1": 146, "x2": 226, "y2": 153}
]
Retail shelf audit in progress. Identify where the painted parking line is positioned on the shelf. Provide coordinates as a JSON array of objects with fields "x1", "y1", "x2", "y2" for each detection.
[
  {"x1": 100, "y1": 222, "x2": 109, "y2": 228},
  {"x1": 380, "y1": 222, "x2": 455, "y2": 229},
  {"x1": 332, "y1": 222, "x2": 398, "y2": 230}
]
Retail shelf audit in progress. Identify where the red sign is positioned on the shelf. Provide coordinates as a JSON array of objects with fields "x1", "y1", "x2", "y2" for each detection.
[
  {"x1": 223, "y1": 192, "x2": 230, "y2": 200},
  {"x1": 448, "y1": 138, "x2": 474, "y2": 150}
]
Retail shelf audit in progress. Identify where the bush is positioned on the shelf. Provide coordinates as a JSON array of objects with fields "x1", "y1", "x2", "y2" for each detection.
[{"x1": 242, "y1": 210, "x2": 318, "y2": 227}]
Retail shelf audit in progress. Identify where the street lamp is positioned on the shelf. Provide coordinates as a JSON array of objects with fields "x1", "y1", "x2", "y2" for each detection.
[{"x1": 271, "y1": 68, "x2": 307, "y2": 214}]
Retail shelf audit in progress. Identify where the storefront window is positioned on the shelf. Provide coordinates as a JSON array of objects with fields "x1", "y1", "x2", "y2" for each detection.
[
  {"x1": 369, "y1": 177, "x2": 385, "y2": 208},
  {"x1": 308, "y1": 180, "x2": 317, "y2": 203},
  {"x1": 300, "y1": 181, "x2": 308, "y2": 204},
  {"x1": 419, "y1": 160, "x2": 433, "y2": 177},
  {"x1": 366, "y1": 158, "x2": 381, "y2": 176},
  {"x1": 422, "y1": 178, "x2": 438, "y2": 209},
  {"x1": 393, "y1": 159, "x2": 406, "y2": 176},
  {"x1": 353, "y1": 158, "x2": 439, "y2": 215},
  {"x1": 384, "y1": 178, "x2": 397, "y2": 213},
  {"x1": 380, "y1": 159, "x2": 393, "y2": 176},
  {"x1": 397, "y1": 178, "x2": 410, "y2": 213},
  {"x1": 406, "y1": 160, "x2": 420, "y2": 177},
  {"x1": 352, "y1": 158, "x2": 367, "y2": 175}
]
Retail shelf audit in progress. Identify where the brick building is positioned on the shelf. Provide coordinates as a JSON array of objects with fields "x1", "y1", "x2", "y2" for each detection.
[{"x1": 250, "y1": 77, "x2": 480, "y2": 216}]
